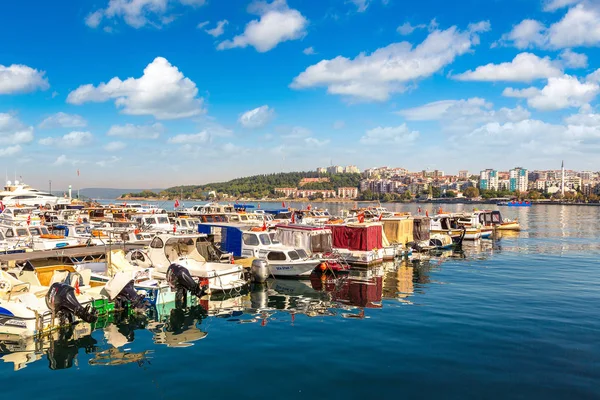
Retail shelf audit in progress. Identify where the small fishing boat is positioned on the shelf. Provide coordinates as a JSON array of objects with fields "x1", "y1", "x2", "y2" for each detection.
[
  {"x1": 260, "y1": 248, "x2": 322, "y2": 277},
  {"x1": 505, "y1": 201, "x2": 531, "y2": 207}
]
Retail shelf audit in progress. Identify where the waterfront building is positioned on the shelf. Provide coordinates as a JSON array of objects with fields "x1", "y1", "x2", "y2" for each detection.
[
  {"x1": 458, "y1": 170, "x2": 469, "y2": 179},
  {"x1": 297, "y1": 189, "x2": 336, "y2": 198},
  {"x1": 337, "y1": 187, "x2": 358, "y2": 199},
  {"x1": 316, "y1": 167, "x2": 327, "y2": 174},
  {"x1": 479, "y1": 169, "x2": 499, "y2": 191},
  {"x1": 275, "y1": 187, "x2": 297, "y2": 197},
  {"x1": 344, "y1": 165, "x2": 360, "y2": 174},
  {"x1": 509, "y1": 167, "x2": 528, "y2": 192}
]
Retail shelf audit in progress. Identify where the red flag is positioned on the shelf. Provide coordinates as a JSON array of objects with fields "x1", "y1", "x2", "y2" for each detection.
[
  {"x1": 417, "y1": 207, "x2": 422, "y2": 214},
  {"x1": 425, "y1": 210, "x2": 429, "y2": 217},
  {"x1": 27, "y1": 214, "x2": 31, "y2": 225},
  {"x1": 262, "y1": 220, "x2": 267, "y2": 231},
  {"x1": 307, "y1": 204, "x2": 312, "y2": 211},
  {"x1": 357, "y1": 212, "x2": 365, "y2": 223},
  {"x1": 174, "y1": 199, "x2": 180, "y2": 208},
  {"x1": 281, "y1": 201, "x2": 285, "y2": 208},
  {"x1": 291, "y1": 212, "x2": 296, "y2": 224},
  {"x1": 173, "y1": 223, "x2": 177, "y2": 233},
  {"x1": 74, "y1": 279, "x2": 81, "y2": 295},
  {"x1": 257, "y1": 202, "x2": 260, "y2": 209},
  {"x1": 378, "y1": 213, "x2": 383, "y2": 221},
  {"x1": 77, "y1": 169, "x2": 80, "y2": 177}
]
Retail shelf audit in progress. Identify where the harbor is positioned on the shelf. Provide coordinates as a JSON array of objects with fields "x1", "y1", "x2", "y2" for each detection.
[{"x1": 0, "y1": 194, "x2": 599, "y2": 398}]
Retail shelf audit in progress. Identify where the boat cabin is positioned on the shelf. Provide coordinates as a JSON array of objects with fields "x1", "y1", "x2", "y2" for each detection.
[
  {"x1": 197, "y1": 223, "x2": 282, "y2": 257},
  {"x1": 275, "y1": 224, "x2": 332, "y2": 255}
]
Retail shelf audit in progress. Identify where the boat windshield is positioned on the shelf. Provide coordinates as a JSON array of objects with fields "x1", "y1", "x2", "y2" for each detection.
[
  {"x1": 242, "y1": 233, "x2": 259, "y2": 246},
  {"x1": 157, "y1": 217, "x2": 169, "y2": 224},
  {"x1": 144, "y1": 217, "x2": 157, "y2": 225},
  {"x1": 16, "y1": 228, "x2": 28, "y2": 237},
  {"x1": 268, "y1": 232, "x2": 280, "y2": 244},
  {"x1": 296, "y1": 249, "x2": 308, "y2": 259},
  {"x1": 13, "y1": 209, "x2": 32, "y2": 217},
  {"x1": 288, "y1": 250, "x2": 300, "y2": 260},
  {"x1": 259, "y1": 233, "x2": 271, "y2": 245}
]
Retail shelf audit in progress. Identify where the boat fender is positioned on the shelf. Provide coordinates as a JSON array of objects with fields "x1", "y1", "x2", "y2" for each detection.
[
  {"x1": 45, "y1": 282, "x2": 98, "y2": 324},
  {"x1": 166, "y1": 264, "x2": 208, "y2": 298}
]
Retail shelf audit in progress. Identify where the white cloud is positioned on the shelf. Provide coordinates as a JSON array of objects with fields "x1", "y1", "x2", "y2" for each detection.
[
  {"x1": 67, "y1": 57, "x2": 205, "y2": 119},
  {"x1": 53, "y1": 154, "x2": 81, "y2": 166},
  {"x1": 360, "y1": 124, "x2": 419, "y2": 144},
  {"x1": 348, "y1": 0, "x2": 369, "y2": 12},
  {"x1": 454, "y1": 53, "x2": 562, "y2": 82},
  {"x1": 280, "y1": 126, "x2": 311, "y2": 139},
  {"x1": 197, "y1": 21, "x2": 209, "y2": 29},
  {"x1": 217, "y1": 0, "x2": 308, "y2": 52},
  {"x1": 559, "y1": 48, "x2": 588, "y2": 68},
  {"x1": 96, "y1": 156, "x2": 122, "y2": 167},
  {"x1": 0, "y1": 146, "x2": 21, "y2": 157},
  {"x1": 543, "y1": 0, "x2": 581, "y2": 11},
  {"x1": 39, "y1": 131, "x2": 93, "y2": 147},
  {"x1": 303, "y1": 46, "x2": 316, "y2": 55},
  {"x1": 0, "y1": 114, "x2": 34, "y2": 144},
  {"x1": 85, "y1": 0, "x2": 206, "y2": 29},
  {"x1": 239, "y1": 105, "x2": 274, "y2": 128},
  {"x1": 398, "y1": 97, "x2": 531, "y2": 133},
  {"x1": 500, "y1": 3, "x2": 600, "y2": 49},
  {"x1": 291, "y1": 23, "x2": 490, "y2": 101},
  {"x1": 107, "y1": 123, "x2": 164, "y2": 139},
  {"x1": 498, "y1": 19, "x2": 547, "y2": 49},
  {"x1": 39, "y1": 112, "x2": 87, "y2": 129},
  {"x1": 205, "y1": 20, "x2": 228, "y2": 37},
  {"x1": 104, "y1": 141, "x2": 126, "y2": 151},
  {"x1": 396, "y1": 22, "x2": 426, "y2": 35},
  {"x1": 0, "y1": 64, "x2": 49, "y2": 94},
  {"x1": 503, "y1": 73, "x2": 600, "y2": 111},
  {"x1": 304, "y1": 137, "x2": 330, "y2": 146},
  {"x1": 168, "y1": 131, "x2": 211, "y2": 144}
]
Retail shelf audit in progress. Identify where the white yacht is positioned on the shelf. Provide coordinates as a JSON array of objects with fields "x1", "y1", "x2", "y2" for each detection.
[{"x1": 0, "y1": 180, "x2": 70, "y2": 207}]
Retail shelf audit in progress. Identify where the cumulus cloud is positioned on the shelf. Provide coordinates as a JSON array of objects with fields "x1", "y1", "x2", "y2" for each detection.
[
  {"x1": 303, "y1": 46, "x2": 316, "y2": 55},
  {"x1": 39, "y1": 112, "x2": 87, "y2": 129},
  {"x1": 500, "y1": 3, "x2": 600, "y2": 49},
  {"x1": 503, "y1": 73, "x2": 600, "y2": 111},
  {"x1": 239, "y1": 105, "x2": 275, "y2": 128},
  {"x1": 559, "y1": 48, "x2": 588, "y2": 68},
  {"x1": 304, "y1": 137, "x2": 330, "y2": 146},
  {"x1": 360, "y1": 124, "x2": 419, "y2": 144},
  {"x1": 454, "y1": 53, "x2": 562, "y2": 82},
  {"x1": 85, "y1": 0, "x2": 206, "y2": 29},
  {"x1": 39, "y1": 131, "x2": 93, "y2": 147},
  {"x1": 348, "y1": 0, "x2": 369, "y2": 12},
  {"x1": 107, "y1": 123, "x2": 164, "y2": 139},
  {"x1": 104, "y1": 141, "x2": 126, "y2": 151},
  {"x1": 96, "y1": 156, "x2": 122, "y2": 167},
  {"x1": 291, "y1": 22, "x2": 490, "y2": 101},
  {"x1": 67, "y1": 57, "x2": 205, "y2": 119},
  {"x1": 0, "y1": 146, "x2": 21, "y2": 157},
  {"x1": 217, "y1": 0, "x2": 308, "y2": 52},
  {"x1": 0, "y1": 64, "x2": 49, "y2": 94},
  {"x1": 205, "y1": 20, "x2": 228, "y2": 37},
  {"x1": 398, "y1": 97, "x2": 531, "y2": 133},
  {"x1": 0, "y1": 114, "x2": 34, "y2": 144},
  {"x1": 396, "y1": 22, "x2": 426, "y2": 35},
  {"x1": 168, "y1": 131, "x2": 211, "y2": 144},
  {"x1": 53, "y1": 154, "x2": 81, "y2": 166},
  {"x1": 543, "y1": 0, "x2": 581, "y2": 11}
]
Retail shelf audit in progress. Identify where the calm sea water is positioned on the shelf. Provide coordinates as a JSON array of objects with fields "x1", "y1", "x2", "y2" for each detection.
[{"x1": 2, "y1": 203, "x2": 599, "y2": 399}]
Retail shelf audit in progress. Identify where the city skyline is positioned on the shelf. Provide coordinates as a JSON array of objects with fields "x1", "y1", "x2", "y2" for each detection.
[{"x1": 2, "y1": 0, "x2": 600, "y2": 189}]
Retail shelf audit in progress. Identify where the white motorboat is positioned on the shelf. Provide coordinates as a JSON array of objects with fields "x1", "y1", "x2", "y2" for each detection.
[
  {"x1": 126, "y1": 234, "x2": 247, "y2": 292},
  {"x1": 259, "y1": 248, "x2": 322, "y2": 277},
  {"x1": 0, "y1": 180, "x2": 70, "y2": 208}
]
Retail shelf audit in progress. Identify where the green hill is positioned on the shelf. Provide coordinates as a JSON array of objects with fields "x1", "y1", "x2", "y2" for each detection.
[{"x1": 145, "y1": 171, "x2": 361, "y2": 200}]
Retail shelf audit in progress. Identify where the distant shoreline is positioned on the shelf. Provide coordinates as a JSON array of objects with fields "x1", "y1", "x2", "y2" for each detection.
[{"x1": 115, "y1": 197, "x2": 600, "y2": 207}]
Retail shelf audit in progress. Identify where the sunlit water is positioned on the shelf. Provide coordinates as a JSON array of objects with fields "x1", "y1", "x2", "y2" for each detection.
[{"x1": 2, "y1": 203, "x2": 599, "y2": 399}]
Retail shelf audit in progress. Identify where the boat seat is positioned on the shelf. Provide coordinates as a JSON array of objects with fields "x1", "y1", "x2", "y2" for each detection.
[{"x1": 49, "y1": 270, "x2": 71, "y2": 286}]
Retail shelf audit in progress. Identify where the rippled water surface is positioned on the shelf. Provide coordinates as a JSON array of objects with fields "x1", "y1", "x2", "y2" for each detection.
[{"x1": 2, "y1": 203, "x2": 599, "y2": 399}]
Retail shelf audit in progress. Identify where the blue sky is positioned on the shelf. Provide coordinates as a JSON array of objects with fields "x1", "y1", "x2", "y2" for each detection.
[{"x1": 1, "y1": 0, "x2": 599, "y2": 189}]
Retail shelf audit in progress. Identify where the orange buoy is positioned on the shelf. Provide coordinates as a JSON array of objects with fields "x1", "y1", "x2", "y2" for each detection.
[{"x1": 319, "y1": 262, "x2": 327, "y2": 272}]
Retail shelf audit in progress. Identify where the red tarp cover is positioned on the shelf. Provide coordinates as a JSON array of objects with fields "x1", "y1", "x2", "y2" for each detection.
[{"x1": 329, "y1": 224, "x2": 382, "y2": 251}]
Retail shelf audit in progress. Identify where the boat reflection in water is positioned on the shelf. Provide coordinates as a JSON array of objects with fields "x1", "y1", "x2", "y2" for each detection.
[
  {"x1": 0, "y1": 312, "x2": 149, "y2": 371},
  {"x1": 148, "y1": 300, "x2": 209, "y2": 348}
]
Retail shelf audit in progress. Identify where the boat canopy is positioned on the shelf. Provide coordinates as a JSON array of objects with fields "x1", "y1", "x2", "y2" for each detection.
[
  {"x1": 328, "y1": 223, "x2": 383, "y2": 251},
  {"x1": 197, "y1": 224, "x2": 244, "y2": 256},
  {"x1": 275, "y1": 224, "x2": 332, "y2": 254},
  {"x1": 382, "y1": 219, "x2": 414, "y2": 245},
  {"x1": 413, "y1": 217, "x2": 430, "y2": 241}
]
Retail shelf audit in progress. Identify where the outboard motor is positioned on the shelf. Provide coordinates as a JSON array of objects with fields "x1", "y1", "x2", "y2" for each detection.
[
  {"x1": 166, "y1": 264, "x2": 209, "y2": 306},
  {"x1": 45, "y1": 283, "x2": 98, "y2": 324},
  {"x1": 251, "y1": 259, "x2": 269, "y2": 283},
  {"x1": 104, "y1": 272, "x2": 147, "y2": 311}
]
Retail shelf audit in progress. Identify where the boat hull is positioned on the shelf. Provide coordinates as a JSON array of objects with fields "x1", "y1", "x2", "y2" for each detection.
[{"x1": 267, "y1": 260, "x2": 321, "y2": 277}]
